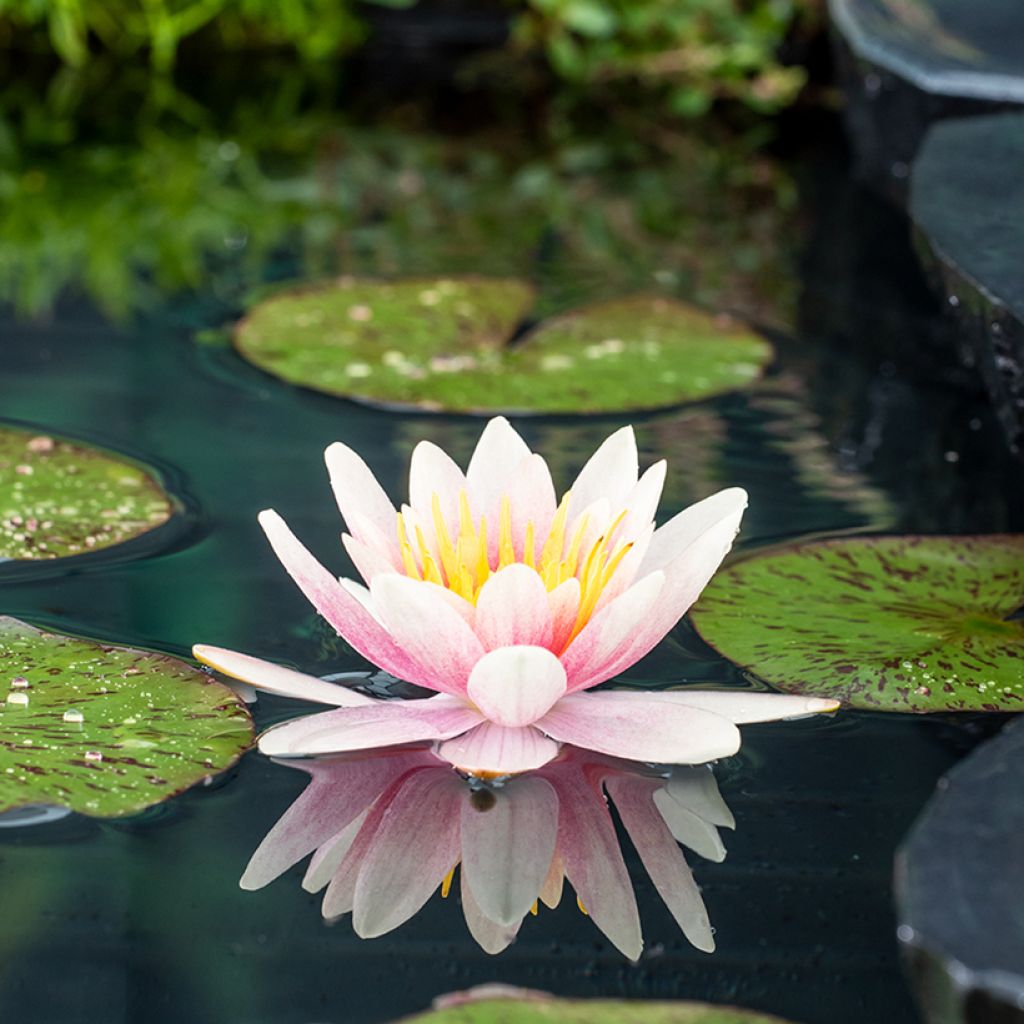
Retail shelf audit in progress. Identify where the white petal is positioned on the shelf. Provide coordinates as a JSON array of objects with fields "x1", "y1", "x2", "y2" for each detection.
[
  {"x1": 568, "y1": 426, "x2": 638, "y2": 516},
  {"x1": 324, "y1": 441, "x2": 397, "y2": 542},
  {"x1": 640, "y1": 487, "x2": 747, "y2": 574},
  {"x1": 663, "y1": 765, "x2": 735, "y2": 828},
  {"x1": 467, "y1": 646, "x2": 567, "y2": 727},
  {"x1": 409, "y1": 440, "x2": 467, "y2": 534},
  {"x1": 302, "y1": 810, "x2": 369, "y2": 893},
  {"x1": 651, "y1": 789, "x2": 726, "y2": 861},
  {"x1": 437, "y1": 722, "x2": 560, "y2": 775},
  {"x1": 474, "y1": 565, "x2": 553, "y2": 651},
  {"x1": 466, "y1": 417, "x2": 532, "y2": 502},
  {"x1": 460, "y1": 869, "x2": 521, "y2": 955}
]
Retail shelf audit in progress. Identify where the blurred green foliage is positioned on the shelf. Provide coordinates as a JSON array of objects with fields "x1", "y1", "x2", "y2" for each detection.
[
  {"x1": 0, "y1": 67, "x2": 800, "y2": 324},
  {"x1": 0, "y1": 0, "x2": 818, "y2": 115}
]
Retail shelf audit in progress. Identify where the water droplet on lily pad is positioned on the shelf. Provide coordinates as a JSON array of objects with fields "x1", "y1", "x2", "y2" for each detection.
[
  {"x1": 691, "y1": 535, "x2": 1024, "y2": 712},
  {"x1": 233, "y1": 278, "x2": 772, "y2": 414},
  {"x1": 0, "y1": 425, "x2": 175, "y2": 561},
  {"x1": 0, "y1": 617, "x2": 254, "y2": 817}
]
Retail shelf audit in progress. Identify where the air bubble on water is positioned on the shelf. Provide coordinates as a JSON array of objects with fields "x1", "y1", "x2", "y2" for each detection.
[
  {"x1": 63, "y1": 709, "x2": 84, "y2": 724},
  {"x1": 10, "y1": 676, "x2": 29, "y2": 689},
  {"x1": 7, "y1": 692, "x2": 28, "y2": 707},
  {"x1": 84, "y1": 750, "x2": 103, "y2": 762}
]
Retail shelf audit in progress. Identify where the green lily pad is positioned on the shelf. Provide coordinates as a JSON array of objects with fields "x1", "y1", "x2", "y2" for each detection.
[
  {"x1": 0, "y1": 617, "x2": 254, "y2": 817},
  {"x1": 233, "y1": 278, "x2": 772, "y2": 414},
  {"x1": 690, "y1": 536, "x2": 1024, "y2": 713},
  {"x1": 0, "y1": 425, "x2": 175, "y2": 560},
  {"x1": 397, "y1": 993, "x2": 798, "y2": 1024}
]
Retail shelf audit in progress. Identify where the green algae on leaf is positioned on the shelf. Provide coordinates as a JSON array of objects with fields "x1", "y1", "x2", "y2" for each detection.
[
  {"x1": 397, "y1": 994, "x2": 799, "y2": 1024},
  {"x1": 0, "y1": 425, "x2": 174, "y2": 560},
  {"x1": 0, "y1": 618, "x2": 254, "y2": 817},
  {"x1": 234, "y1": 280, "x2": 772, "y2": 414},
  {"x1": 690, "y1": 535, "x2": 1024, "y2": 713}
]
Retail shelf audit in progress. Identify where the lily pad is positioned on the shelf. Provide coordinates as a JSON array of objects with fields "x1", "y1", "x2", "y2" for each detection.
[
  {"x1": 0, "y1": 425, "x2": 174, "y2": 560},
  {"x1": 895, "y1": 716, "x2": 1024, "y2": 1023},
  {"x1": 690, "y1": 535, "x2": 1024, "y2": 712},
  {"x1": 0, "y1": 617, "x2": 254, "y2": 817},
  {"x1": 233, "y1": 278, "x2": 772, "y2": 414},
  {"x1": 398, "y1": 992, "x2": 798, "y2": 1024}
]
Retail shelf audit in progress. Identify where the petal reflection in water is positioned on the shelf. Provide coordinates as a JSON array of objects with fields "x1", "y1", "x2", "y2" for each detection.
[{"x1": 241, "y1": 745, "x2": 734, "y2": 959}]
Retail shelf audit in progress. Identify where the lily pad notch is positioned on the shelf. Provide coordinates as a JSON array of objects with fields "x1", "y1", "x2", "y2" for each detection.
[
  {"x1": 690, "y1": 534, "x2": 1024, "y2": 713},
  {"x1": 0, "y1": 617, "x2": 254, "y2": 817},
  {"x1": 233, "y1": 276, "x2": 773, "y2": 414},
  {"x1": 0, "y1": 424, "x2": 176, "y2": 561}
]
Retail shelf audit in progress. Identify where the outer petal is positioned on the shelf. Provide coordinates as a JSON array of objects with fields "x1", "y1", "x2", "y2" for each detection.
[
  {"x1": 663, "y1": 765, "x2": 735, "y2": 829},
  {"x1": 461, "y1": 775, "x2": 559, "y2": 926},
  {"x1": 468, "y1": 417, "x2": 532, "y2": 483},
  {"x1": 302, "y1": 810, "x2": 369, "y2": 893},
  {"x1": 537, "y1": 691, "x2": 741, "y2": 765},
  {"x1": 615, "y1": 460, "x2": 666, "y2": 543},
  {"x1": 640, "y1": 486, "x2": 747, "y2": 575},
  {"x1": 258, "y1": 510, "x2": 424, "y2": 684},
  {"x1": 568, "y1": 425, "x2": 638, "y2": 516},
  {"x1": 467, "y1": 646, "x2": 567, "y2": 727},
  {"x1": 324, "y1": 441, "x2": 397, "y2": 544},
  {"x1": 409, "y1": 440, "x2": 467, "y2": 537},
  {"x1": 352, "y1": 767, "x2": 464, "y2": 938},
  {"x1": 258, "y1": 696, "x2": 483, "y2": 757},
  {"x1": 437, "y1": 722, "x2": 560, "y2": 775},
  {"x1": 560, "y1": 571, "x2": 664, "y2": 691},
  {"x1": 474, "y1": 565, "x2": 554, "y2": 651},
  {"x1": 546, "y1": 764, "x2": 642, "y2": 959},
  {"x1": 577, "y1": 689, "x2": 840, "y2": 724},
  {"x1": 239, "y1": 753, "x2": 427, "y2": 890},
  {"x1": 460, "y1": 868, "x2": 521, "y2": 955},
  {"x1": 606, "y1": 774, "x2": 715, "y2": 953},
  {"x1": 194, "y1": 645, "x2": 377, "y2": 707},
  {"x1": 370, "y1": 574, "x2": 486, "y2": 696}
]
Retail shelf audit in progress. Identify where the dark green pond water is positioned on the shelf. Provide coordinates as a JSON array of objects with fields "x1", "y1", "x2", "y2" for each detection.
[{"x1": 1, "y1": 85, "x2": 1021, "y2": 1024}]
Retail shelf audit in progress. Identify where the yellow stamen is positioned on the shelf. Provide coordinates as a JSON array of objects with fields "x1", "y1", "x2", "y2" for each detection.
[
  {"x1": 529, "y1": 901, "x2": 539, "y2": 916},
  {"x1": 498, "y1": 496, "x2": 515, "y2": 568},
  {"x1": 396, "y1": 514, "x2": 422, "y2": 580},
  {"x1": 440, "y1": 867, "x2": 455, "y2": 898},
  {"x1": 523, "y1": 521, "x2": 536, "y2": 569},
  {"x1": 577, "y1": 896, "x2": 589, "y2": 916}
]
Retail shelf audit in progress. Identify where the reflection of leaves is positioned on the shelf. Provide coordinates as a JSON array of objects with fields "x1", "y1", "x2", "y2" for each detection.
[
  {"x1": 0, "y1": 424, "x2": 174, "y2": 560},
  {"x1": 692, "y1": 535, "x2": 1024, "y2": 713},
  {"x1": 235, "y1": 283, "x2": 772, "y2": 413},
  {"x1": 0, "y1": 617, "x2": 254, "y2": 816}
]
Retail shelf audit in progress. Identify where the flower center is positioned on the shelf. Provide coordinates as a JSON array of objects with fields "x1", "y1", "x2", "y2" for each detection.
[{"x1": 396, "y1": 488, "x2": 633, "y2": 641}]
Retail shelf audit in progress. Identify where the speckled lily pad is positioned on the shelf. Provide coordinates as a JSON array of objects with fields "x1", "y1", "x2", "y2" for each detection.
[
  {"x1": 690, "y1": 536, "x2": 1024, "y2": 713},
  {"x1": 0, "y1": 425, "x2": 174, "y2": 560},
  {"x1": 0, "y1": 617, "x2": 254, "y2": 817},
  {"x1": 234, "y1": 279, "x2": 771, "y2": 414},
  {"x1": 397, "y1": 993, "x2": 798, "y2": 1024}
]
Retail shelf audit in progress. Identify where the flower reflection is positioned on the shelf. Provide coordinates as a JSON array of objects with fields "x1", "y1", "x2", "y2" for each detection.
[
  {"x1": 242, "y1": 745, "x2": 737, "y2": 959},
  {"x1": 197, "y1": 418, "x2": 836, "y2": 771}
]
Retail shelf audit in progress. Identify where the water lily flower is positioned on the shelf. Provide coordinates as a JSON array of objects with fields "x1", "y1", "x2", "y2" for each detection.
[
  {"x1": 196, "y1": 419, "x2": 837, "y2": 771},
  {"x1": 240, "y1": 744, "x2": 737, "y2": 959}
]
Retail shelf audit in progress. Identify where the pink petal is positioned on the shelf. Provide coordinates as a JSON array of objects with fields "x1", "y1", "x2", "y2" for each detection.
[
  {"x1": 651, "y1": 789, "x2": 726, "y2": 861},
  {"x1": 640, "y1": 486, "x2": 747, "y2": 575},
  {"x1": 239, "y1": 752, "x2": 428, "y2": 890},
  {"x1": 474, "y1": 565, "x2": 553, "y2": 651},
  {"x1": 352, "y1": 766, "x2": 465, "y2": 938},
  {"x1": 539, "y1": 853, "x2": 565, "y2": 909},
  {"x1": 467, "y1": 646, "x2": 567, "y2": 727},
  {"x1": 409, "y1": 440, "x2": 467, "y2": 537},
  {"x1": 437, "y1": 722, "x2": 560, "y2": 775},
  {"x1": 505, "y1": 454, "x2": 558, "y2": 557},
  {"x1": 460, "y1": 869, "x2": 521, "y2": 954},
  {"x1": 258, "y1": 509, "x2": 424, "y2": 684},
  {"x1": 589, "y1": 689, "x2": 840, "y2": 723},
  {"x1": 537, "y1": 691, "x2": 741, "y2": 765},
  {"x1": 548, "y1": 578, "x2": 581, "y2": 653},
  {"x1": 605, "y1": 774, "x2": 715, "y2": 952},
  {"x1": 193, "y1": 645, "x2": 376, "y2": 707},
  {"x1": 302, "y1": 810, "x2": 368, "y2": 893},
  {"x1": 560, "y1": 571, "x2": 664, "y2": 692},
  {"x1": 343, "y1": 531, "x2": 399, "y2": 585},
  {"x1": 568, "y1": 425, "x2": 638, "y2": 517},
  {"x1": 324, "y1": 441, "x2": 397, "y2": 545},
  {"x1": 663, "y1": 766, "x2": 735, "y2": 828},
  {"x1": 370, "y1": 574, "x2": 485, "y2": 696},
  {"x1": 258, "y1": 695, "x2": 483, "y2": 757},
  {"x1": 460, "y1": 775, "x2": 558, "y2": 925},
  {"x1": 546, "y1": 764, "x2": 642, "y2": 959}
]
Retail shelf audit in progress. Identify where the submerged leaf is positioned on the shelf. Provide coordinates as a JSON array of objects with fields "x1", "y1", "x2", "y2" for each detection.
[
  {"x1": 690, "y1": 535, "x2": 1024, "y2": 713},
  {"x1": 0, "y1": 425, "x2": 174, "y2": 561},
  {"x1": 0, "y1": 618, "x2": 254, "y2": 817},
  {"x1": 234, "y1": 279, "x2": 771, "y2": 414}
]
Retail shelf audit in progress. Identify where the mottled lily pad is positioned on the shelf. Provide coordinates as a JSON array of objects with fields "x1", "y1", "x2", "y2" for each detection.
[
  {"x1": 0, "y1": 617, "x2": 254, "y2": 817},
  {"x1": 690, "y1": 536, "x2": 1024, "y2": 713},
  {"x1": 0, "y1": 425, "x2": 174, "y2": 560},
  {"x1": 234, "y1": 278, "x2": 771, "y2": 414},
  {"x1": 398, "y1": 991, "x2": 798, "y2": 1024}
]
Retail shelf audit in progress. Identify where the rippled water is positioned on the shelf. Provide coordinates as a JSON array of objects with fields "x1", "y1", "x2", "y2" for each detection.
[{"x1": 0, "y1": 104, "x2": 1021, "y2": 1024}]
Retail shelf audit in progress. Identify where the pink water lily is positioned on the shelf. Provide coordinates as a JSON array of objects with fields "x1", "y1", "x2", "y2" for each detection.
[
  {"x1": 195, "y1": 419, "x2": 836, "y2": 772},
  {"x1": 240, "y1": 745, "x2": 737, "y2": 959}
]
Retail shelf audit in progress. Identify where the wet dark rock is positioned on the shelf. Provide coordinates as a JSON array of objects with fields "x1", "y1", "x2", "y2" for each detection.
[
  {"x1": 895, "y1": 715, "x2": 1024, "y2": 1023},
  {"x1": 909, "y1": 113, "x2": 1024, "y2": 454},
  {"x1": 828, "y1": 0, "x2": 1024, "y2": 201}
]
